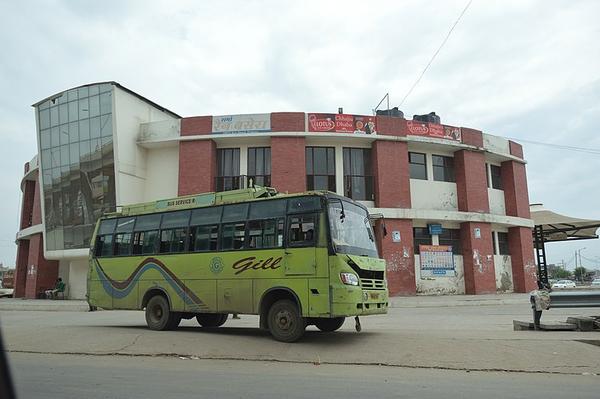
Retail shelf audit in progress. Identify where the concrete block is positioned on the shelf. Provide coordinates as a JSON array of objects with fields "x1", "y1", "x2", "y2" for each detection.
[
  {"x1": 513, "y1": 320, "x2": 534, "y2": 331},
  {"x1": 566, "y1": 317, "x2": 597, "y2": 332}
]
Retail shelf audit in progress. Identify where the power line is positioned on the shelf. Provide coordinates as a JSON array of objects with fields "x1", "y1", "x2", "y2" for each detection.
[
  {"x1": 503, "y1": 136, "x2": 600, "y2": 156},
  {"x1": 399, "y1": 0, "x2": 473, "y2": 107}
]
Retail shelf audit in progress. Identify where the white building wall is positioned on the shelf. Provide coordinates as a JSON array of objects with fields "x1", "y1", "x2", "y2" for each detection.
[
  {"x1": 112, "y1": 87, "x2": 179, "y2": 206},
  {"x1": 410, "y1": 180, "x2": 458, "y2": 211},
  {"x1": 68, "y1": 259, "x2": 88, "y2": 299},
  {"x1": 494, "y1": 255, "x2": 513, "y2": 292},
  {"x1": 415, "y1": 255, "x2": 465, "y2": 295},
  {"x1": 144, "y1": 147, "x2": 179, "y2": 201},
  {"x1": 488, "y1": 188, "x2": 506, "y2": 215}
]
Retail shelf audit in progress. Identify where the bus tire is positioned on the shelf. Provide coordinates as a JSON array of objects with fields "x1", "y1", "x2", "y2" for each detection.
[
  {"x1": 267, "y1": 299, "x2": 306, "y2": 342},
  {"x1": 314, "y1": 317, "x2": 345, "y2": 332},
  {"x1": 196, "y1": 313, "x2": 228, "y2": 328},
  {"x1": 145, "y1": 295, "x2": 180, "y2": 331}
]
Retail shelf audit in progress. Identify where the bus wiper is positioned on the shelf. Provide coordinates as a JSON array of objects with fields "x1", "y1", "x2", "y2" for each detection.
[{"x1": 364, "y1": 217, "x2": 374, "y2": 242}]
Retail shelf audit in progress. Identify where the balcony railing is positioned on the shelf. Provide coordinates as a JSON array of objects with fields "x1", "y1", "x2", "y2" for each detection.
[
  {"x1": 343, "y1": 175, "x2": 374, "y2": 201},
  {"x1": 306, "y1": 175, "x2": 336, "y2": 192},
  {"x1": 215, "y1": 175, "x2": 271, "y2": 192}
]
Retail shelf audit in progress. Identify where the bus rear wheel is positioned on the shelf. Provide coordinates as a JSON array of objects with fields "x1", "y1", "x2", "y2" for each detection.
[
  {"x1": 267, "y1": 299, "x2": 306, "y2": 342},
  {"x1": 145, "y1": 295, "x2": 181, "y2": 331},
  {"x1": 196, "y1": 313, "x2": 228, "y2": 328},
  {"x1": 314, "y1": 317, "x2": 345, "y2": 332}
]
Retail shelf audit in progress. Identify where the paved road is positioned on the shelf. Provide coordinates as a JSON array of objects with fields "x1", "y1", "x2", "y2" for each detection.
[
  {"x1": 7, "y1": 352, "x2": 600, "y2": 399},
  {"x1": 2, "y1": 304, "x2": 599, "y2": 375}
]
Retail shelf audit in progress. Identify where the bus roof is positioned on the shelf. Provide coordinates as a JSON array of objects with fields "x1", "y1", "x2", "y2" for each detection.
[{"x1": 103, "y1": 187, "x2": 337, "y2": 218}]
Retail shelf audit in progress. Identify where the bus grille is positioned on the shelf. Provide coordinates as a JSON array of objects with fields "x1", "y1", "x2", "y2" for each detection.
[{"x1": 360, "y1": 279, "x2": 386, "y2": 290}]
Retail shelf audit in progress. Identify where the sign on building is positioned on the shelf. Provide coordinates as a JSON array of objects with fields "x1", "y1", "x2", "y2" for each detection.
[
  {"x1": 407, "y1": 121, "x2": 461, "y2": 142},
  {"x1": 308, "y1": 113, "x2": 376, "y2": 134},
  {"x1": 419, "y1": 245, "x2": 456, "y2": 277},
  {"x1": 212, "y1": 114, "x2": 271, "y2": 134}
]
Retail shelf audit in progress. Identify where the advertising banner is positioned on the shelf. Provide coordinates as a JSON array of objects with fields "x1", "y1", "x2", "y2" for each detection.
[
  {"x1": 308, "y1": 113, "x2": 376, "y2": 134},
  {"x1": 407, "y1": 121, "x2": 461, "y2": 142},
  {"x1": 212, "y1": 114, "x2": 271, "y2": 134},
  {"x1": 419, "y1": 245, "x2": 456, "y2": 277}
]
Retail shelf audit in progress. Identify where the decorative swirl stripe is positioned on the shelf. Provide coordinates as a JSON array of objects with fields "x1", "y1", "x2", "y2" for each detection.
[{"x1": 93, "y1": 257, "x2": 208, "y2": 311}]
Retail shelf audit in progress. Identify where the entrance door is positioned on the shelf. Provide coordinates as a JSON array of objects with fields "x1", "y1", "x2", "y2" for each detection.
[{"x1": 284, "y1": 214, "x2": 317, "y2": 276}]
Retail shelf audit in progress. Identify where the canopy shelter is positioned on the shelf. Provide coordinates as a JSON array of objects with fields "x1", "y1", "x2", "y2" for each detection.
[{"x1": 529, "y1": 204, "x2": 600, "y2": 286}]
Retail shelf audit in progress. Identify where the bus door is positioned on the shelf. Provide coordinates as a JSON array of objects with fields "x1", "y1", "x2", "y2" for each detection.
[{"x1": 284, "y1": 214, "x2": 317, "y2": 275}]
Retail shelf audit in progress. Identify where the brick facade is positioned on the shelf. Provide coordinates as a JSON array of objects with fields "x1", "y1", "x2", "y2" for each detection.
[
  {"x1": 460, "y1": 222, "x2": 496, "y2": 294},
  {"x1": 178, "y1": 140, "x2": 217, "y2": 195},
  {"x1": 508, "y1": 226, "x2": 538, "y2": 292},
  {"x1": 271, "y1": 112, "x2": 305, "y2": 132},
  {"x1": 501, "y1": 160, "x2": 530, "y2": 219},
  {"x1": 376, "y1": 219, "x2": 416, "y2": 296},
  {"x1": 372, "y1": 141, "x2": 411, "y2": 208},
  {"x1": 24, "y1": 234, "x2": 59, "y2": 299},
  {"x1": 180, "y1": 116, "x2": 212, "y2": 136},
  {"x1": 270, "y1": 137, "x2": 306, "y2": 193},
  {"x1": 454, "y1": 150, "x2": 489, "y2": 213}
]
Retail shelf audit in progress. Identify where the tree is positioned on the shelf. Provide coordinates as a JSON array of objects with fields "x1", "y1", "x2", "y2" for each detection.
[
  {"x1": 574, "y1": 266, "x2": 588, "y2": 282},
  {"x1": 550, "y1": 267, "x2": 571, "y2": 279}
]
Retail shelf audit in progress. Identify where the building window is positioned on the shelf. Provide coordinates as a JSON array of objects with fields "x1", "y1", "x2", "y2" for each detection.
[
  {"x1": 343, "y1": 148, "x2": 373, "y2": 200},
  {"x1": 247, "y1": 147, "x2": 271, "y2": 187},
  {"x1": 432, "y1": 155, "x2": 455, "y2": 182},
  {"x1": 216, "y1": 148, "x2": 241, "y2": 191},
  {"x1": 438, "y1": 228, "x2": 461, "y2": 255},
  {"x1": 413, "y1": 227, "x2": 431, "y2": 254},
  {"x1": 489, "y1": 164, "x2": 503, "y2": 190},
  {"x1": 495, "y1": 232, "x2": 510, "y2": 255},
  {"x1": 38, "y1": 83, "x2": 116, "y2": 251},
  {"x1": 409, "y1": 152, "x2": 427, "y2": 180},
  {"x1": 306, "y1": 147, "x2": 336, "y2": 191}
]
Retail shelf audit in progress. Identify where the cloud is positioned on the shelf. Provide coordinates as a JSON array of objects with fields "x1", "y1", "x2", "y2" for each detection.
[{"x1": 0, "y1": 0, "x2": 599, "y2": 268}]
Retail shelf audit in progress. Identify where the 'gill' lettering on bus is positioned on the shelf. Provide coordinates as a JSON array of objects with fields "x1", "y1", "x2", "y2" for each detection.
[{"x1": 232, "y1": 256, "x2": 282, "y2": 275}]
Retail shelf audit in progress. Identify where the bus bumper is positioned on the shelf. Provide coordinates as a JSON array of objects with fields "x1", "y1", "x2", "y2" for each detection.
[{"x1": 331, "y1": 287, "x2": 388, "y2": 317}]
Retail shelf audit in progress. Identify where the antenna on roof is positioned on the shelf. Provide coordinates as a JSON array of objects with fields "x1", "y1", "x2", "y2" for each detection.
[{"x1": 372, "y1": 93, "x2": 390, "y2": 115}]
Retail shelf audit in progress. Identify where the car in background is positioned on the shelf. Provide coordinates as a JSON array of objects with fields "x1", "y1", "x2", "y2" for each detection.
[
  {"x1": 551, "y1": 280, "x2": 577, "y2": 289},
  {"x1": 591, "y1": 278, "x2": 600, "y2": 287},
  {"x1": 0, "y1": 281, "x2": 13, "y2": 298}
]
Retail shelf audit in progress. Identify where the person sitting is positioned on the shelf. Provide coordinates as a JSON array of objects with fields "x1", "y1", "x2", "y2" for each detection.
[{"x1": 45, "y1": 278, "x2": 65, "y2": 299}]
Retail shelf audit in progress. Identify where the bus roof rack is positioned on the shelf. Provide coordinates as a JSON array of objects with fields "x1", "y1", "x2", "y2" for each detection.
[{"x1": 107, "y1": 186, "x2": 280, "y2": 217}]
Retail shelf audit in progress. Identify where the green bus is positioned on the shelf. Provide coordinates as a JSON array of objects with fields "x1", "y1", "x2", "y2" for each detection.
[{"x1": 87, "y1": 187, "x2": 388, "y2": 342}]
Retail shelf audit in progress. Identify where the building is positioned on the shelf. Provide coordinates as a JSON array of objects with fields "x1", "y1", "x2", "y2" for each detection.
[{"x1": 15, "y1": 82, "x2": 538, "y2": 299}]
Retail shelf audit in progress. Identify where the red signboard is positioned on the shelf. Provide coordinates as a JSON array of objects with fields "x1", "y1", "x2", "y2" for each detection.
[
  {"x1": 308, "y1": 113, "x2": 376, "y2": 134},
  {"x1": 407, "y1": 121, "x2": 461, "y2": 141}
]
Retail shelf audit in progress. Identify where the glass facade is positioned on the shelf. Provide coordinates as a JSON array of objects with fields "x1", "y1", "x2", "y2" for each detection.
[{"x1": 38, "y1": 83, "x2": 116, "y2": 250}]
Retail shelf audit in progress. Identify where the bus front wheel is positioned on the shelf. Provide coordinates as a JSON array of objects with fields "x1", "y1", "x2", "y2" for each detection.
[
  {"x1": 196, "y1": 313, "x2": 228, "y2": 328},
  {"x1": 267, "y1": 299, "x2": 306, "y2": 342},
  {"x1": 145, "y1": 295, "x2": 181, "y2": 331},
  {"x1": 314, "y1": 317, "x2": 345, "y2": 332}
]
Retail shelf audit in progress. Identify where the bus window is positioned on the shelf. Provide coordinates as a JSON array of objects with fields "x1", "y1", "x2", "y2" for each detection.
[
  {"x1": 98, "y1": 219, "x2": 117, "y2": 235},
  {"x1": 190, "y1": 206, "x2": 222, "y2": 225},
  {"x1": 248, "y1": 219, "x2": 284, "y2": 249},
  {"x1": 95, "y1": 235, "x2": 114, "y2": 257},
  {"x1": 132, "y1": 230, "x2": 159, "y2": 255},
  {"x1": 288, "y1": 215, "x2": 316, "y2": 246},
  {"x1": 221, "y1": 222, "x2": 246, "y2": 250},
  {"x1": 222, "y1": 204, "x2": 249, "y2": 223},
  {"x1": 114, "y1": 232, "x2": 133, "y2": 256},
  {"x1": 132, "y1": 214, "x2": 161, "y2": 255},
  {"x1": 160, "y1": 228, "x2": 187, "y2": 253},
  {"x1": 161, "y1": 210, "x2": 190, "y2": 229},
  {"x1": 249, "y1": 200, "x2": 286, "y2": 219},
  {"x1": 115, "y1": 217, "x2": 135, "y2": 233},
  {"x1": 287, "y1": 197, "x2": 321, "y2": 214},
  {"x1": 190, "y1": 225, "x2": 218, "y2": 252}
]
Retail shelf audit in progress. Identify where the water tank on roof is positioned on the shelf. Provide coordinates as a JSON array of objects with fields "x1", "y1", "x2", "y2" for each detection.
[
  {"x1": 376, "y1": 107, "x2": 404, "y2": 118},
  {"x1": 413, "y1": 112, "x2": 441, "y2": 124}
]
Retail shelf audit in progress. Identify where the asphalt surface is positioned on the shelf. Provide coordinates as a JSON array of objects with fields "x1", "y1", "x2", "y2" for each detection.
[
  {"x1": 2, "y1": 303, "x2": 600, "y2": 375},
  {"x1": 8, "y1": 352, "x2": 600, "y2": 399}
]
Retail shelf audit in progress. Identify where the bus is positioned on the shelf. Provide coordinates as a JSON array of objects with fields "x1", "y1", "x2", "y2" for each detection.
[{"x1": 87, "y1": 187, "x2": 388, "y2": 342}]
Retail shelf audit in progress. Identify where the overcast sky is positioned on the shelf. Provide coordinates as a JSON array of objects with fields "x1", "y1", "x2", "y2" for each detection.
[{"x1": 1, "y1": 0, "x2": 599, "y2": 271}]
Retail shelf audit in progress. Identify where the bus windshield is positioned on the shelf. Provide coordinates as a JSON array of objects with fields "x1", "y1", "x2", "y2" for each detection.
[{"x1": 328, "y1": 200, "x2": 378, "y2": 258}]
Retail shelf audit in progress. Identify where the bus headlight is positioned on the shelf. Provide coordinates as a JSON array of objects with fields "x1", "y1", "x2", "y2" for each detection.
[{"x1": 340, "y1": 273, "x2": 359, "y2": 286}]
